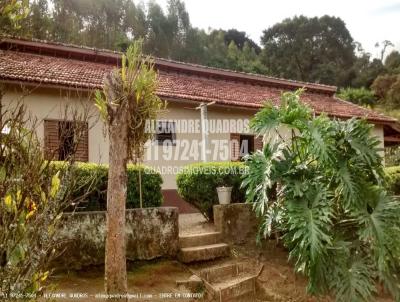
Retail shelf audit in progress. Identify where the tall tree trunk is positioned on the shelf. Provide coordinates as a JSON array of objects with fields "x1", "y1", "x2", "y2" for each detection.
[{"x1": 105, "y1": 108, "x2": 129, "y2": 300}]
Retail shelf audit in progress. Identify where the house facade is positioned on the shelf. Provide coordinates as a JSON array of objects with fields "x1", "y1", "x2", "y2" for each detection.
[{"x1": 1, "y1": 37, "x2": 399, "y2": 208}]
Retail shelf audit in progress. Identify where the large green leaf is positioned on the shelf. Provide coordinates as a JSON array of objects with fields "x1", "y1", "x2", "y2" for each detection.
[
  {"x1": 284, "y1": 184, "x2": 333, "y2": 282},
  {"x1": 331, "y1": 256, "x2": 376, "y2": 302}
]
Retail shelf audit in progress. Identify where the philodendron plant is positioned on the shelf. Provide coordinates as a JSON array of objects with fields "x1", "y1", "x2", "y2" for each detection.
[{"x1": 242, "y1": 89, "x2": 400, "y2": 301}]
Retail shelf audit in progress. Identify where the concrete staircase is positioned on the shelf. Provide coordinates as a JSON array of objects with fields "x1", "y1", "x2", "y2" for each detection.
[
  {"x1": 177, "y1": 229, "x2": 261, "y2": 300},
  {"x1": 178, "y1": 231, "x2": 230, "y2": 263},
  {"x1": 201, "y1": 262, "x2": 258, "y2": 302},
  {"x1": 176, "y1": 262, "x2": 260, "y2": 301}
]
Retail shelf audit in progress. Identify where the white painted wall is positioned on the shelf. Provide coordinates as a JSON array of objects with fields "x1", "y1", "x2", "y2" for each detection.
[
  {"x1": 2, "y1": 85, "x2": 386, "y2": 189},
  {"x1": 2, "y1": 85, "x2": 109, "y2": 164}
]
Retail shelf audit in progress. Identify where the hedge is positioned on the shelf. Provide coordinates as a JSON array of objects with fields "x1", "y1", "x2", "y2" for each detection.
[
  {"x1": 385, "y1": 166, "x2": 400, "y2": 195},
  {"x1": 51, "y1": 161, "x2": 163, "y2": 211},
  {"x1": 176, "y1": 162, "x2": 248, "y2": 220}
]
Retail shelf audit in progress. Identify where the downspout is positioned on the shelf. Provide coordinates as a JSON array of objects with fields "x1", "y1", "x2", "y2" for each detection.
[{"x1": 196, "y1": 102, "x2": 215, "y2": 162}]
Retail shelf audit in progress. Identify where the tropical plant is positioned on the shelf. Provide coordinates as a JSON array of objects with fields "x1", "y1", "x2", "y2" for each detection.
[
  {"x1": 242, "y1": 89, "x2": 400, "y2": 301},
  {"x1": 95, "y1": 40, "x2": 163, "y2": 299}
]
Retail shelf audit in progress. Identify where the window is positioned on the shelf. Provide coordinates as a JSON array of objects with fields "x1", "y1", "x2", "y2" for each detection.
[
  {"x1": 58, "y1": 121, "x2": 75, "y2": 160},
  {"x1": 155, "y1": 121, "x2": 176, "y2": 145},
  {"x1": 44, "y1": 120, "x2": 88, "y2": 162},
  {"x1": 239, "y1": 134, "x2": 254, "y2": 158},
  {"x1": 230, "y1": 133, "x2": 263, "y2": 161}
]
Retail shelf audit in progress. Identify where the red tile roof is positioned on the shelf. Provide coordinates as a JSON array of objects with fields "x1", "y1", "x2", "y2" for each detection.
[
  {"x1": 0, "y1": 37, "x2": 397, "y2": 127},
  {"x1": 156, "y1": 70, "x2": 394, "y2": 123},
  {"x1": 0, "y1": 36, "x2": 338, "y2": 93}
]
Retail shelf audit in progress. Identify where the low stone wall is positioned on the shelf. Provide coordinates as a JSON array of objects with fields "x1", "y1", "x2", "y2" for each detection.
[
  {"x1": 213, "y1": 203, "x2": 259, "y2": 244},
  {"x1": 53, "y1": 207, "x2": 179, "y2": 270}
]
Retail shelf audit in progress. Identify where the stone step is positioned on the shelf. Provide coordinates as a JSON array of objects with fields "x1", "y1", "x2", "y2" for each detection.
[
  {"x1": 176, "y1": 275, "x2": 203, "y2": 292},
  {"x1": 212, "y1": 274, "x2": 256, "y2": 302},
  {"x1": 178, "y1": 243, "x2": 230, "y2": 263},
  {"x1": 179, "y1": 232, "x2": 222, "y2": 248},
  {"x1": 200, "y1": 263, "x2": 248, "y2": 283}
]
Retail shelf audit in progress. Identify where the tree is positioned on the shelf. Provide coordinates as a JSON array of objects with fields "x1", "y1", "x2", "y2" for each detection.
[
  {"x1": 144, "y1": 1, "x2": 171, "y2": 57},
  {"x1": 375, "y1": 40, "x2": 394, "y2": 62},
  {"x1": 51, "y1": 0, "x2": 83, "y2": 45},
  {"x1": 242, "y1": 90, "x2": 400, "y2": 301},
  {"x1": 238, "y1": 42, "x2": 268, "y2": 74},
  {"x1": 337, "y1": 87, "x2": 377, "y2": 107},
  {"x1": 371, "y1": 74, "x2": 400, "y2": 107},
  {"x1": 95, "y1": 41, "x2": 162, "y2": 299},
  {"x1": 0, "y1": 0, "x2": 29, "y2": 34},
  {"x1": 166, "y1": 0, "x2": 190, "y2": 59},
  {"x1": 121, "y1": 1, "x2": 147, "y2": 44},
  {"x1": 385, "y1": 50, "x2": 400, "y2": 74},
  {"x1": 224, "y1": 28, "x2": 261, "y2": 53},
  {"x1": 28, "y1": 0, "x2": 51, "y2": 40},
  {"x1": 1, "y1": 0, "x2": 267, "y2": 75},
  {"x1": 351, "y1": 54, "x2": 386, "y2": 88},
  {"x1": 261, "y1": 15, "x2": 356, "y2": 86}
]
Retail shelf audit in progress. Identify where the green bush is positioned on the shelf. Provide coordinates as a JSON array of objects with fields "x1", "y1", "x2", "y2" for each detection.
[
  {"x1": 51, "y1": 161, "x2": 163, "y2": 211},
  {"x1": 337, "y1": 87, "x2": 376, "y2": 107},
  {"x1": 385, "y1": 165, "x2": 400, "y2": 195},
  {"x1": 176, "y1": 162, "x2": 248, "y2": 220}
]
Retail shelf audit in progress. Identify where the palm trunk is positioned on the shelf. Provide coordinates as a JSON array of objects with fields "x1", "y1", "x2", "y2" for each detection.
[{"x1": 105, "y1": 108, "x2": 129, "y2": 301}]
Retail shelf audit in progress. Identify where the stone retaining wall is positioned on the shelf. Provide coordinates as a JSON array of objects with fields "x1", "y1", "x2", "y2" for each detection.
[
  {"x1": 53, "y1": 207, "x2": 179, "y2": 270},
  {"x1": 213, "y1": 203, "x2": 259, "y2": 244}
]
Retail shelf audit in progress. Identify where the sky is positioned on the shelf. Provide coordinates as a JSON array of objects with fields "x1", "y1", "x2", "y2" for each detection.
[{"x1": 152, "y1": 0, "x2": 400, "y2": 59}]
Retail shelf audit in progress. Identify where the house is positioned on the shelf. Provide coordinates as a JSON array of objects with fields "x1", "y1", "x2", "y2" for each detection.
[{"x1": 1, "y1": 37, "x2": 399, "y2": 210}]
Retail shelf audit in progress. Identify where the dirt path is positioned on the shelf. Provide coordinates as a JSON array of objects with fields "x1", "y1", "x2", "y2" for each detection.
[
  {"x1": 46, "y1": 261, "x2": 196, "y2": 302},
  {"x1": 233, "y1": 241, "x2": 394, "y2": 302}
]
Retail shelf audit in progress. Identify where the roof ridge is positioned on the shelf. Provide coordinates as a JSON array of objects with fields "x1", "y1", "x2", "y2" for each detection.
[
  {"x1": 0, "y1": 35, "x2": 337, "y2": 93},
  {"x1": 155, "y1": 57, "x2": 337, "y2": 90},
  {"x1": 1, "y1": 34, "x2": 122, "y2": 55}
]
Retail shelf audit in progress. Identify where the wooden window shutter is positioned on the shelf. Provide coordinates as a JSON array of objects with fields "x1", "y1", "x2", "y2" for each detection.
[
  {"x1": 74, "y1": 122, "x2": 89, "y2": 162},
  {"x1": 254, "y1": 136, "x2": 263, "y2": 151},
  {"x1": 230, "y1": 133, "x2": 240, "y2": 161},
  {"x1": 44, "y1": 120, "x2": 60, "y2": 160},
  {"x1": 44, "y1": 120, "x2": 89, "y2": 162}
]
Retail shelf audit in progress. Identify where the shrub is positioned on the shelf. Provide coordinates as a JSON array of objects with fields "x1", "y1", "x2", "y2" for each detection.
[
  {"x1": 176, "y1": 162, "x2": 247, "y2": 220},
  {"x1": 385, "y1": 165, "x2": 400, "y2": 194},
  {"x1": 51, "y1": 161, "x2": 163, "y2": 211},
  {"x1": 0, "y1": 102, "x2": 93, "y2": 296},
  {"x1": 337, "y1": 87, "x2": 376, "y2": 107},
  {"x1": 384, "y1": 146, "x2": 400, "y2": 167}
]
